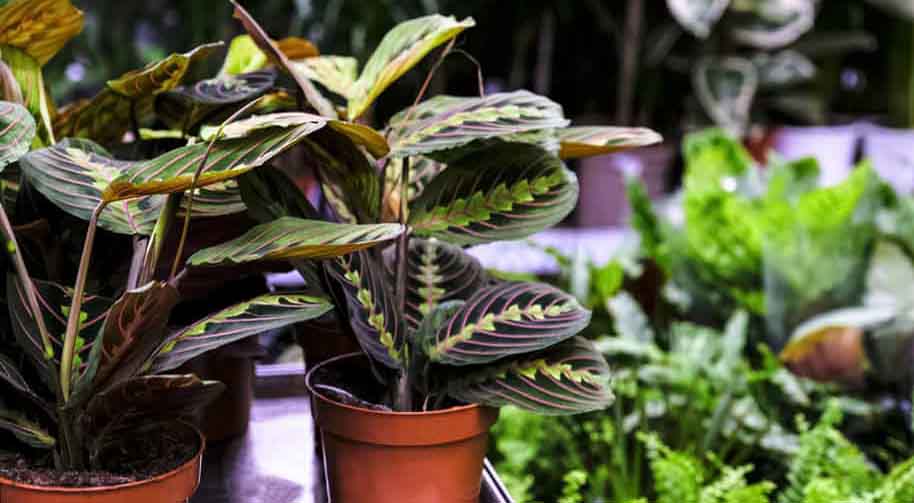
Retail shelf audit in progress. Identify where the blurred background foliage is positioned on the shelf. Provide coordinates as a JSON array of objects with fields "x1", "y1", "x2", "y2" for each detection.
[{"x1": 48, "y1": 1, "x2": 913, "y2": 134}]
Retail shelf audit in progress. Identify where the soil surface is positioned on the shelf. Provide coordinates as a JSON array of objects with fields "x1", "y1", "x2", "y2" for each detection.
[{"x1": 0, "y1": 423, "x2": 199, "y2": 488}]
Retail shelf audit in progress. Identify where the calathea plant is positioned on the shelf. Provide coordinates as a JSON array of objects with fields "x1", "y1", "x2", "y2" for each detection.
[
  {"x1": 204, "y1": 5, "x2": 664, "y2": 413},
  {"x1": 0, "y1": 0, "x2": 413, "y2": 473}
]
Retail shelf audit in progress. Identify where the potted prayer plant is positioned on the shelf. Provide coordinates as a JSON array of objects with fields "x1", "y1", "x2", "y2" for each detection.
[
  {"x1": 0, "y1": 1, "x2": 416, "y2": 501},
  {"x1": 191, "y1": 6, "x2": 660, "y2": 503}
]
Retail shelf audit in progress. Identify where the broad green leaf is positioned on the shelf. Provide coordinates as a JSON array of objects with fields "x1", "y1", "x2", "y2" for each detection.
[
  {"x1": 557, "y1": 126, "x2": 663, "y2": 160},
  {"x1": 290, "y1": 55, "x2": 358, "y2": 98},
  {"x1": 150, "y1": 293, "x2": 333, "y2": 373},
  {"x1": 347, "y1": 14, "x2": 475, "y2": 119},
  {"x1": 387, "y1": 90, "x2": 568, "y2": 159},
  {"x1": 107, "y1": 43, "x2": 221, "y2": 99},
  {"x1": 445, "y1": 337, "x2": 613, "y2": 415},
  {"x1": 188, "y1": 216, "x2": 404, "y2": 266},
  {"x1": 409, "y1": 143, "x2": 578, "y2": 246},
  {"x1": 667, "y1": 0, "x2": 730, "y2": 38},
  {"x1": 693, "y1": 56, "x2": 758, "y2": 137},
  {"x1": 328, "y1": 251, "x2": 404, "y2": 368},
  {"x1": 102, "y1": 116, "x2": 324, "y2": 202},
  {"x1": 404, "y1": 238, "x2": 488, "y2": 330},
  {"x1": 230, "y1": 0, "x2": 335, "y2": 117},
  {"x1": 0, "y1": 0, "x2": 83, "y2": 65},
  {"x1": 780, "y1": 306, "x2": 895, "y2": 363},
  {"x1": 729, "y1": 0, "x2": 815, "y2": 50},
  {"x1": 221, "y1": 34, "x2": 269, "y2": 75},
  {"x1": 1, "y1": 46, "x2": 54, "y2": 144},
  {"x1": 0, "y1": 100, "x2": 34, "y2": 170},
  {"x1": 425, "y1": 281, "x2": 591, "y2": 366},
  {"x1": 92, "y1": 281, "x2": 180, "y2": 391},
  {"x1": 86, "y1": 374, "x2": 224, "y2": 429},
  {"x1": 0, "y1": 410, "x2": 55, "y2": 449},
  {"x1": 156, "y1": 70, "x2": 276, "y2": 130}
]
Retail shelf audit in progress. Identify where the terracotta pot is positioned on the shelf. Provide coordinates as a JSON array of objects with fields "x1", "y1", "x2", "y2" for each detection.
[
  {"x1": 0, "y1": 424, "x2": 204, "y2": 503},
  {"x1": 307, "y1": 353, "x2": 500, "y2": 503}
]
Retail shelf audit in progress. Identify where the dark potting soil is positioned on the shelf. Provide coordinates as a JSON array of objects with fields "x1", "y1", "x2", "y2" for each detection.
[
  {"x1": 311, "y1": 358, "x2": 393, "y2": 411},
  {"x1": 0, "y1": 423, "x2": 199, "y2": 488}
]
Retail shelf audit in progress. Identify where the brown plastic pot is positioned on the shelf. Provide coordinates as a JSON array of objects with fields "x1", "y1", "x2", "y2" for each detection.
[
  {"x1": 0, "y1": 424, "x2": 205, "y2": 503},
  {"x1": 307, "y1": 353, "x2": 500, "y2": 503}
]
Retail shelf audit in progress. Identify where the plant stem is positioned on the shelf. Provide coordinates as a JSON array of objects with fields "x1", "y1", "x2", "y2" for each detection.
[
  {"x1": 57, "y1": 407, "x2": 84, "y2": 470},
  {"x1": 0, "y1": 204, "x2": 53, "y2": 359},
  {"x1": 60, "y1": 204, "x2": 104, "y2": 401},
  {"x1": 394, "y1": 156, "x2": 413, "y2": 412}
]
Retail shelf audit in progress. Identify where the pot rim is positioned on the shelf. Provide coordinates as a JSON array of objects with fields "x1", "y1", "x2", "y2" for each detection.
[
  {"x1": 306, "y1": 352, "x2": 485, "y2": 418},
  {"x1": 0, "y1": 421, "x2": 205, "y2": 494}
]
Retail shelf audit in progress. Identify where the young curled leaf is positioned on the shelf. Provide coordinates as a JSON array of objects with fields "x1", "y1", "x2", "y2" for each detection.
[
  {"x1": 557, "y1": 126, "x2": 663, "y2": 160},
  {"x1": 426, "y1": 281, "x2": 591, "y2": 366},
  {"x1": 445, "y1": 337, "x2": 613, "y2": 415},
  {"x1": 106, "y1": 43, "x2": 222, "y2": 99},
  {"x1": 409, "y1": 143, "x2": 578, "y2": 246},
  {"x1": 187, "y1": 217, "x2": 404, "y2": 266}
]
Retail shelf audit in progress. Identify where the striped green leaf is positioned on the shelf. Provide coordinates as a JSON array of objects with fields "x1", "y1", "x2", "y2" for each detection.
[
  {"x1": 347, "y1": 14, "x2": 475, "y2": 119},
  {"x1": 0, "y1": 410, "x2": 55, "y2": 449},
  {"x1": 409, "y1": 142, "x2": 578, "y2": 246},
  {"x1": 445, "y1": 337, "x2": 613, "y2": 415},
  {"x1": 328, "y1": 251, "x2": 404, "y2": 368},
  {"x1": 92, "y1": 281, "x2": 180, "y2": 391},
  {"x1": 107, "y1": 43, "x2": 221, "y2": 99},
  {"x1": 290, "y1": 56, "x2": 358, "y2": 98},
  {"x1": 387, "y1": 90, "x2": 568, "y2": 160},
  {"x1": 86, "y1": 374, "x2": 224, "y2": 429},
  {"x1": 150, "y1": 293, "x2": 333, "y2": 373},
  {"x1": 425, "y1": 281, "x2": 591, "y2": 366},
  {"x1": 404, "y1": 238, "x2": 488, "y2": 331},
  {"x1": 0, "y1": 100, "x2": 34, "y2": 170},
  {"x1": 188, "y1": 216, "x2": 404, "y2": 266},
  {"x1": 52, "y1": 89, "x2": 136, "y2": 144},
  {"x1": 557, "y1": 126, "x2": 663, "y2": 160},
  {"x1": 0, "y1": 0, "x2": 84, "y2": 65}
]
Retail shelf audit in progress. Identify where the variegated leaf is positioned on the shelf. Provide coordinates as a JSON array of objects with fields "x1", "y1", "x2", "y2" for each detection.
[
  {"x1": 52, "y1": 89, "x2": 136, "y2": 144},
  {"x1": 0, "y1": 0, "x2": 83, "y2": 65},
  {"x1": 405, "y1": 238, "x2": 488, "y2": 330},
  {"x1": 92, "y1": 281, "x2": 180, "y2": 391},
  {"x1": 557, "y1": 126, "x2": 663, "y2": 160},
  {"x1": 729, "y1": 0, "x2": 815, "y2": 50},
  {"x1": 425, "y1": 281, "x2": 591, "y2": 366},
  {"x1": 0, "y1": 410, "x2": 55, "y2": 448},
  {"x1": 86, "y1": 374, "x2": 224, "y2": 428},
  {"x1": 328, "y1": 251, "x2": 404, "y2": 368},
  {"x1": 409, "y1": 142, "x2": 578, "y2": 246},
  {"x1": 106, "y1": 43, "x2": 221, "y2": 99},
  {"x1": 156, "y1": 70, "x2": 276, "y2": 131},
  {"x1": 291, "y1": 55, "x2": 358, "y2": 98},
  {"x1": 347, "y1": 14, "x2": 475, "y2": 119},
  {"x1": 230, "y1": 0, "x2": 335, "y2": 117},
  {"x1": 188, "y1": 216, "x2": 403, "y2": 266},
  {"x1": 666, "y1": 0, "x2": 730, "y2": 38},
  {"x1": 0, "y1": 100, "x2": 34, "y2": 170},
  {"x1": 446, "y1": 337, "x2": 613, "y2": 415},
  {"x1": 150, "y1": 293, "x2": 333, "y2": 373},
  {"x1": 387, "y1": 90, "x2": 568, "y2": 160},
  {"x1": 1, "y1": 46, "x2": 54, "y2": 144},
  {"x1": 0, "y1": 60, "x2": 23, "y2": 103}
]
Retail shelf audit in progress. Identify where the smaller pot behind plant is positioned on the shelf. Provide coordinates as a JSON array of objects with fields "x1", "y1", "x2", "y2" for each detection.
[
  {"x1": 307, "y1": 353, "x2": 499, "y2": 503},
  {"x1": 0, "y1": 423, "x2": 205, "y2": 503}
]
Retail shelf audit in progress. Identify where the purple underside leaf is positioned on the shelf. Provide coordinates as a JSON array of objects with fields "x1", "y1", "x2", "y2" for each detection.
[
  {"x1": 426, "y1": 281, "x2": 591, "y2": 366},
  {"x1": 445, "y1": 337, "x2": 613, "y2": 415}
]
